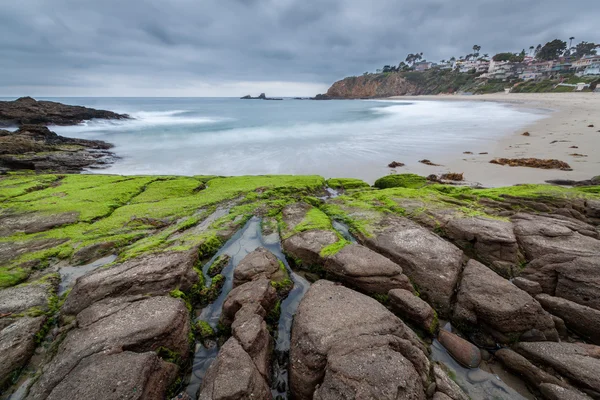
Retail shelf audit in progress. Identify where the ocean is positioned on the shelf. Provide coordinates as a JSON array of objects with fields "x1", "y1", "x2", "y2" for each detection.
[{"x1": 36, "y1": 97, "x2": 544, "y2": 182}]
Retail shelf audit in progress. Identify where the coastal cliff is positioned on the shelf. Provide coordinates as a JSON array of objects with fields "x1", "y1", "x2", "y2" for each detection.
[{"x1": 319, "y1": 69, "x2": 489, "y2": 99}]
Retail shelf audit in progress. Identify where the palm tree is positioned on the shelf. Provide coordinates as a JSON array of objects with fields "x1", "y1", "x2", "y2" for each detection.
[
  {"x1": 569, "y1": 36, "x2": 575, "y2": 48},
  {"x1": 472, "y1": 45, "x2": 481, "y2": 58}
]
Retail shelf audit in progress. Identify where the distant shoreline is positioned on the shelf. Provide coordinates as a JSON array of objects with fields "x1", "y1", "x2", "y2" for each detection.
[{"x1": 386, "y1": 92, "x2": 600, "y2": 187}]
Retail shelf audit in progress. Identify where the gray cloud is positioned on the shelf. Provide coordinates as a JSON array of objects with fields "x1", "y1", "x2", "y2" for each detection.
[{"x1": 0, "y1": 0, "x2": 598, "y2": 96}]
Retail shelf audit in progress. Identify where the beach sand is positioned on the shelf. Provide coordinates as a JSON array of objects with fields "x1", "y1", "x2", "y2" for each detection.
[{"x1": 389, "y1": 93, "x2": 600, "y2": 187}]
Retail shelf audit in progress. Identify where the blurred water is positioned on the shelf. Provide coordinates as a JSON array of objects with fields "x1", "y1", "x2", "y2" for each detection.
[{"x1": 24, "y1": 97, "x2": 545, "y2": 182}]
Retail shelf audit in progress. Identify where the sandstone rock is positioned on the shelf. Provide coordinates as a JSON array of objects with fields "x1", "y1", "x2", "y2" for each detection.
[
  {"x1": 233, "y1": 247, "x2": 281, "y2": 287},
  {"x1": 512, "y1": 213, "x2": 600, "y2": 262},
  {"x1": 280, "y1": 202, "x2": 311, "y2": 235},
  {"x1": 0, "y1": 238, "x2": 67, "y2": 266},
  {"x1": 198, "y1": 337, "x2": 272, "y2": 400},
  {"x1": 453, "y1": 260, "x2": 558, "y2": 343},
  {"x1": 536, "y1": 294, "x2": 600, "y2": 344},
  {"x1": 521, "y1": 255, "x2": 600, "y2": 311},
  {"x1": 0, "y1": 316, "x2": 45, "y2": 388},
  {"x1": 433, "y1": 393, "x2": 454, "y2": 400},
  {"x1": 324, "y1": 74, "x2": 420, "y2": 99},
  {"x1": 231, "y1": 305, "x2": 273, "y2": 380},
  {"x1": 512, "y1": 277, "x2": 543, "y2": 296},
  {"x1": 44, "y1": 351, "x2": 178, "y2": 400},
  {"x1": 515, "y1": 341, "x2": 600, "y2": 396},
  {"x1": 495, "y1": 348, "x2": 565, "y2": 390},
  {"x1": 0, "y1": 97, "x2": 129, "y2": 126},
  {"x1": 313, "y1": 334, "x2": 427, "y2": 400},
  {"x1": 438, "y1": 330, "x2": 481, "y2": 368},
  {"x1": 289, "y1": 280, "x2": 429, "y2": 400},
  {"x1": 71, "y1": 241, "x2": 117, "y2": 265},
  {"x1": 282, "y1": 229, "x2": 338, "y2": 266},
  {"x1": 539, "y1": 383, "x2": 593, "y2": 400},
  {"x1": 444, "y1": 216, "x2": 519, "y2": 277},
  {"x1": 62, "y1": 251, "x2": 198, "y2": 315},
  {"x1": 0, "y1": 282, "x2": 52, "y2": 315},
  {"x1": 389, "y1": 288, "x2": 437, "y2": 333},
  {"x1": 0, "y1": 211, "x2": 79, "y2": 237},
  {"x1": 220, "y1": 278, "x2": 277, "y2": 326},
  {"x1": 359, "y1": 215, "x2": 464, "y2": 316},
  {"x1": 325, "y1": 244, "x2": 413, "y2": 294},
  {"x1": 432, "y1": 364, "x2": 469, "y2": 400},
  {"x1": 26, "y1": 296, "x2": 189, "y2": 399}
]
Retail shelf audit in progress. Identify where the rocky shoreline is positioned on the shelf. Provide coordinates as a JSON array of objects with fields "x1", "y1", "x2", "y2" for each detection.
[
  {"x1": 0, "y1": 97, "x2": 127, "y2": 174},
  {"x1": 0, "y1": 97, "x2": 128, "y2": 127},
  {"x1": 1, "y1": 173, "x2": 599, "y2": 399}
]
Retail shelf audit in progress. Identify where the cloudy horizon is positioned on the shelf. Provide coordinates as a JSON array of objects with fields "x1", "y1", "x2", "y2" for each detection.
[{"x1": 1, "y1": 0, "x2": 598, "y2": 97}]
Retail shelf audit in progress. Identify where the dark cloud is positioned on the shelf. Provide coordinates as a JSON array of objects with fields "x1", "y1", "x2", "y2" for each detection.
[{"x1": 0, "y1": 0, "x2": 598, "y2": 96}]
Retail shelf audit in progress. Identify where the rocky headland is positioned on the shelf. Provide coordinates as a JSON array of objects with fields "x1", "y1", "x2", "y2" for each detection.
[
  {"x1": 1, "y1": 172, "x2": 599, "y2": 400},
  {"x1": 0, "y1": 125, "x2": 116, "y2": 174},
  {"x1": 0, "y1": 97, "x2": 129, "y2": 127}
]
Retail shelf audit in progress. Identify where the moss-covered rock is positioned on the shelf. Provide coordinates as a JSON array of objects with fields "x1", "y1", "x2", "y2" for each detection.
[{"x1": 374, "y1": 174, "x2": 428, "y2": 189}]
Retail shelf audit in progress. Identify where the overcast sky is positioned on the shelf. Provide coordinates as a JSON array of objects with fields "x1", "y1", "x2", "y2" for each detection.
[{"x1": 1, "y1": 0, "x2": 598, "y2": 97}]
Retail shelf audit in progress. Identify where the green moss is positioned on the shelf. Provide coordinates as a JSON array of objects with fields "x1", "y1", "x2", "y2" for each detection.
[
  {"x1": 0, "y1": 267, "x2": 30, "y2": 288},
  {"x1": 266, "y1": 300, "x2": 281, "y2": 326},
  {"x1": 374, "y1": 174, "x2": 428, "y2": 189},
  {"x1": 292, "y1": 207, "x2": 332, "y2": 235},
  {"x1": 320, "y1": 236, "x2": 350, "y2": 257},
  {"x1": 195, "y1": 320, "x2": 215, "y2": 340},
  {"x1": 270, "y1": 278, "x2": 293, "y2": 295},
  {"x1": 156, "y1": 347, "x2": 181, "y2": 364},
  {"x1": 326, "y1": 178, "x2": 370, "y2": 190},
  {"x1": 207, "y1": 254, "x2": 231, "y2": 277},
  {"x1": 429, "y1": 310, "x2": 439, "y2": 335},
  {"x1": 372, "y1": 293, "x2": 389, "y2": 305},
  {"x1": 194, "y1": 274, "x2": 225, "y2": 305},
  {"x1": 169, "y1": 289, "x2": 192, "y2": 312}
]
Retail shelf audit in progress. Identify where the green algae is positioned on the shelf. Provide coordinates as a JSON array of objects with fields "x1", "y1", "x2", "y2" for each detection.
[
  {"x1": 194, "y1": 320, "x2": 215, "y2": 340},
  {"x1": 326, "y1": 178, "x2": 370, "y2": 190},
  {"x1": 292, "y1": 207, "x2": 332, "y2": 234},
  {"x1": 319, "y1": 236, "x2": 350, "y2": 257},
  {"x1": 374, "y1": 174, "x2": 428, "y2": 189}
]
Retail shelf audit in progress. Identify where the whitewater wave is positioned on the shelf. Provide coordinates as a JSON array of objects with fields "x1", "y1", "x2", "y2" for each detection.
[{"x1": 52, "y1": 109, "x2": 228, "y2": 136}]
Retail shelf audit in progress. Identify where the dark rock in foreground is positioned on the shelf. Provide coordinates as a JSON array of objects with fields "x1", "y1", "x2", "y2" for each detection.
[
  {"x1": 290, "y1": 280, "x2": 430, "y2": 400},
  {"x1": 0, "y1": 125, "x2": 116, "y2": 173},
  {"x1": 0, "y1": 97, "x2": 128, "y2": 127}
]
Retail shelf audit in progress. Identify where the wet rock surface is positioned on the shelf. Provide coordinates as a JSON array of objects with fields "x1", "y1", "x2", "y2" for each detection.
[
  {"x1": 289, "y1": 280, "x2": 429, "y2": 400},
  {"x1": 0, "y1": 97, "x2": 129, "y2": 126},
  {"x1": 26, "y1": 295, "x2": 189, "y2": 399},
  {"x1": 0, "y1": 124, "x2": 117, "y2": 173},
  {"x1": 324, "y1": 243, "x2": 413, "y2": 294},
  {"x1": 0, "y1": 316, "x2": 45, "y2": 388},
  {"x1": 233, "y1": 247, "x2": 282, "y2": 286},
  {"x1": 62, "y1": 250, "x2": 199, "y2": 315},
  {"x1": 359, "y1": 215, "x2": 464, "y2": 316},
  {"x1": 388, "y1": 288, "x2": 437, "y2": 333},
  {"x1": 515, "y1": 341, "x2": 600, "y2": 397},
  {"x1": 437, "y1": 330, "x2": 481, "y2": 369},
  {"x1": 453, "y1": 260, "x2": 558, "y2": 343},
  {"x1": 220, "y1": 278, "x2": 277, "y2": 326}
]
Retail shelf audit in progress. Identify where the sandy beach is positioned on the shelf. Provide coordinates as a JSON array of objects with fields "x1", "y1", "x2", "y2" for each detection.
[{"x1": 390, "y1": 92, "x2": 600, "y2": 187}]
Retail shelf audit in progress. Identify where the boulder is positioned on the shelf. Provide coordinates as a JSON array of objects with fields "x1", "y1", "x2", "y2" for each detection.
[
  {"x1": 388, "y1": 288, "x2": 437, "y2": 333},
  {"x1": 282, "y1": 229, "x2": 338, "y2": 266},
  {"x1": 359, "y1": 215, "x2": 464, "y2": 316},
  {"x1": 495, "y1": 348, "x2": 565, "y2": 390},
  {"x1": 539, "y1": 383, "x2": 593, "y2": 400},
  {"x1": 512, "y1": 277, "x2": 543, "y2": 296},
  {"x1": 512, "y1": 213, "x2": 600, "y2": 262},
  {"x1": 536, "y1": 294, "x2": 600, "y2": 344},
  {"x1": 44, "y1": 351, "x2": 178, "y2": 400},
  {"x1": 62, "y1": 250, "x2": 199, "y2": 315},
  {"x1": 198, "y1": 337, "x2": 272, "y2": 400},
  {"x1": 437, "y1": 330, "x2": 481, "y2": 368},
  {"x1": 515, "y1": 342, "x2": 600, "y2": 396},
  {"x1": 313, "y1": 334, "x2": 427, "y2": 400},
  {"x1": 432, "y1": 364, "x2": 469, "y2": 400},
  {"x1": 233, "y1": 247, "x2": 282, "y2": 287},
  {"x1": 0, "y1": 282, "x2": 52, "y2": 315},
  {"x1": 220, "y1": 278, "x2": 277, "y2": 326},
  {"x1": 453, "y1": 260, "x2": 558, "y2": 343},
  {"x1": 443, "y1": 216, "x2": 520, "y2": 277},
  {"x1": 0, "y1": 316, "x2": 45, "y2": 388},
  {"x1": 26, "y1": 296, "x2": 189, "y2": 399},
  {"x1": 231, "y1": 305, "x2": 273, "y2": 380},
  {"x1": 281, "y1": 202, "x2": 312, "y2": 235},
  {"x1": 521, "y1": 255, "x2": 600, "y2": 310},
  {"x1": 0, "y1": 211, "x2": 79, "y2": 237},
  {"x1": 324, "y1": 244, "x2": 413, "y2": 294},
  {"x1": 289, "y1": 280, "x2": 429, "y2": 400}
]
